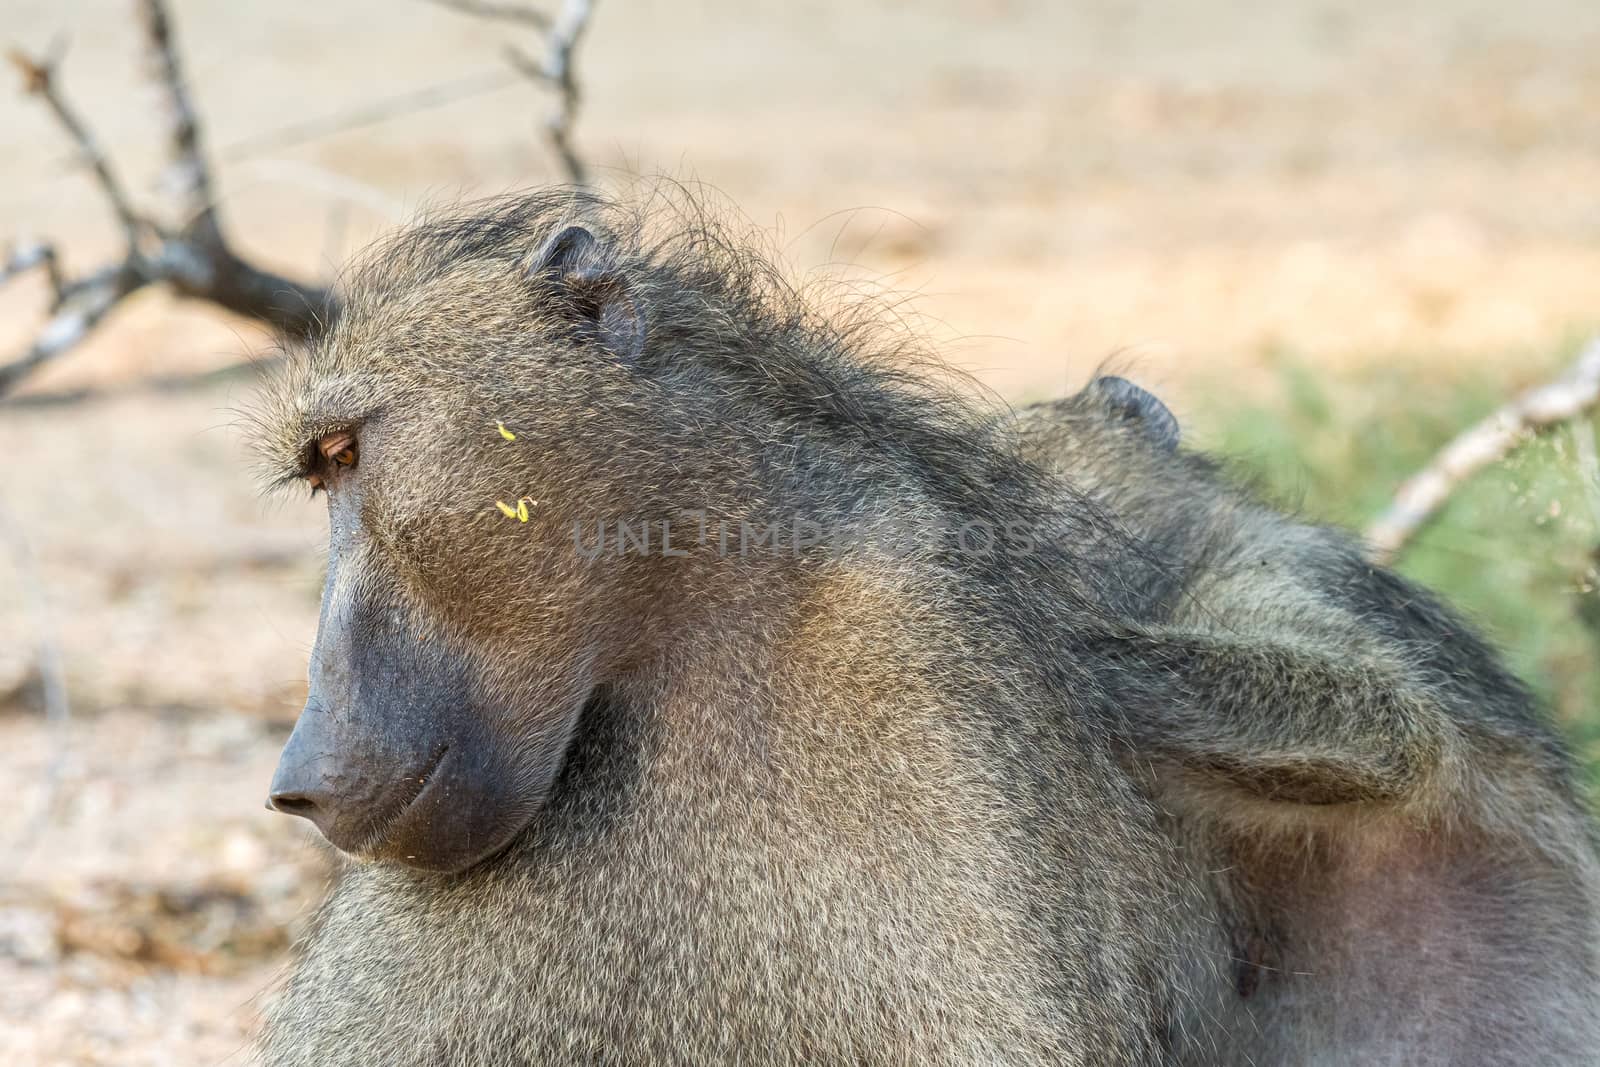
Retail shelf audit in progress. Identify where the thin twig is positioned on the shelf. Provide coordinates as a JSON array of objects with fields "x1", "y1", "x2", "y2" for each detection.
[
  {"x1": 422, "y1": 0, "x2": 552, "y2": 29},
  {"x1": 434, "y1": 0, "x2": 596, "y2": 184},
  {"x1": 544, "y1": 0, "x2": 592, "y2": 183},
  {"x1": 218, "y1": 69, "x2": 520, "y2": 162},
  {"x1": 236, "y1": 160, "x2": 411, "y2": 222},
  {"x1": 135, "y1": 0, "x2": 220, "y2": 243},
  {"x1": 1365, "y1": 337, "x2": 1600, "y2": 565},
  {"x1": 502, "y1": 0, "x2": 592, "y2": 181},
  {"x1": 7, "y1": 49, "x2": 145, "y2": 247}
]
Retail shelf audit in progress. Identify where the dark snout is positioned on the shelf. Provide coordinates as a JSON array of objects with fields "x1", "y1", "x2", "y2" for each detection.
[
  {"x1": 265, "y1": 582, "x2": 529, "y2": 873},
  {"x1": 267, "y1": 701, "x2": 444, "y2": 847},
  {"x1": 269, "y1": 495, "x2": 593, "y2": 874},
  {"x1": 269, "y1": 691, "x2": 529, "y2": 873},
  {"x1": 266, "y1": 710, "x2": 338, "y2": 824}
]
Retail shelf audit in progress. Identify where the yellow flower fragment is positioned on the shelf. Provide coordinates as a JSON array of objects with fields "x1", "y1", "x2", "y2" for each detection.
[
  {"x1": 495, "y1": 500, "x2": 518, "y2": 519},
  {"x1": 497, "y1": 421, "x2": 517, "y2": 441}
]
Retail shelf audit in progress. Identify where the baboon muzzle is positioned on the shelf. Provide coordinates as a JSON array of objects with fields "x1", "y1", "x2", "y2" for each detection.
[{"x1": 266, "y1": 589, "x2": 525, "y2": 874}]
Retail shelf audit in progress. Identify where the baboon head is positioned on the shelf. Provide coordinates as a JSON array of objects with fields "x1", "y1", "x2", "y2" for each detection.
[
  {"x1": 1068, "y1": 376, "x2": 1180, "y2": 452},
  {"x1": 251, "y1": 199, "x2": 745, "y2": 874},
  {"x1": 252, "y1": 191, "x2": 1080, "y2": 875},
  {"x1": 251, "y1": 191, "x2": 1036, "y2": 876},
  {"x1": 1013, "y1": 374, "x2": 1183, "y2": 514}
]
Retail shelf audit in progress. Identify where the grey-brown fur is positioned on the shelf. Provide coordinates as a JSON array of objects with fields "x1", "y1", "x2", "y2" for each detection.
[
  {"x1": 251, "y1": 190, "x2": 1235, "y2": 1065},
  {"x1": 249, "y1": 185, "x2": 1598, "y2": 1066},
  {"x1": 1018, "y1": 379, "x2": 1600, "y2": 1065}
]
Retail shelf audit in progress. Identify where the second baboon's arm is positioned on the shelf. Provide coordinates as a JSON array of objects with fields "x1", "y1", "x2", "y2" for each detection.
[{"x1": 1096, "y1": 626, "x2": 1459, "y2": 809}]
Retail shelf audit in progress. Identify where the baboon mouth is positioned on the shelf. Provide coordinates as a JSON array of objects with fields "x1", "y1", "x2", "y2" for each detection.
[{"x1": 353, "y1": 743, "x2": 453, "y2": 857}]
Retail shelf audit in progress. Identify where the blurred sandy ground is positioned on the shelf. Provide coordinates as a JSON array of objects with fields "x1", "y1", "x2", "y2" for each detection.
[{"x1": 1, "y1": 0, "x2": 1598, "y2": 1062}]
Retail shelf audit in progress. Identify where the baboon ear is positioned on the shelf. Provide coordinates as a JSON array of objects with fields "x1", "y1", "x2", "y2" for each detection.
[
  {"x1": 1091, "y1": 376, "x2": 1180, "y2": 452},
  {"x1": 525, "y1": 225, "x2": 647, "y2": 363}
]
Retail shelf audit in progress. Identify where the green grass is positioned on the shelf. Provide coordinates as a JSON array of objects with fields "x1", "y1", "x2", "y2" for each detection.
[{"x1": 1190, "y1": 344, "x2": 1600, "y2": 786}]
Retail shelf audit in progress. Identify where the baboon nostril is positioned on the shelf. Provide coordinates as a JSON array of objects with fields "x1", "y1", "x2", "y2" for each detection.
[{"x1": 268, "y1": 791, "x2": 321, "y2": 818}]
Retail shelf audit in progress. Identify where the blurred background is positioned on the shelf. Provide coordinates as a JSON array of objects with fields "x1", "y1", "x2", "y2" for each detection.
[{"x1": 2, "y1": 0, "x2": 1598, "y2": 1062}]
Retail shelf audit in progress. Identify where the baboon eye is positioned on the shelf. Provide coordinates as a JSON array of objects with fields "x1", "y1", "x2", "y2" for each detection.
[{"x1": 311, "y1": 431, "x2": 359, "y2": 486}]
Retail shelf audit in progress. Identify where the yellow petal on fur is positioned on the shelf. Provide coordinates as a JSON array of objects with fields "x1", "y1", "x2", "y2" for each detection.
[
  {"x1": 495, "y1": 500, "x2": 518, "y2": 519},
  {"x1": 497, "y1": 421, "x2": 517, "y2": 441},
  {"x1": 517, "y1": 499, "x2": 530, "y2": 522}
]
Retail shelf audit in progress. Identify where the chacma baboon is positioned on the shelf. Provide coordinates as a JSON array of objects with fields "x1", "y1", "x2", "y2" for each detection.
[
  {"x1": 1017, "y1": 377, "x2": 1600, "y2": 1065},
  {"x1": 251, "y1": 191, "x2": 1231, "y2": 1065}
]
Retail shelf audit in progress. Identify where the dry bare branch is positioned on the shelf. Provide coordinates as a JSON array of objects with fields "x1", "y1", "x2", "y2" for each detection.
[
  {"x1": 153, "y1": 240, "x2": 334, "y2": 338},
  {"x1": 135, "y1": 0, "x2": 220, "y2": 243},
  {"x1": 510, "y1": 0, "x2": 593, "y2": 183},
  {"x1": 5, "y1": 0, "x2": 602, "y2": 396},
  {"x1": 431, "y1": 0, "x2": 596, "y2": 184},
  {"x1": 1365, "y1": 337, "x2": 1600, "y2": 565},
  {"x1": 1, "y1": 4, "x2": 339, "y2": 397},
  {"x1": 7, "y1": 48, "x2": 144, "y2": 247},
  {"x1": 131, "y1": 0, "x2": 335, "y2": 333}
]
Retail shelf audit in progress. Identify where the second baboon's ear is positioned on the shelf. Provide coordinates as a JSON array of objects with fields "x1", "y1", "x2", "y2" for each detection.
[
  {"x1": 525, "y1": 225, "x2": 647, "y2": 363},
  {"x1": 1091, "y1": 376, "x2": 1180, "y2": 452}
]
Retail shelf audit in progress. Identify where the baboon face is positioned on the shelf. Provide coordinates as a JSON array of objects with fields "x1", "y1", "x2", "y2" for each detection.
[{"x1": 258, "y1": 223, "x2": 675, "y2": 874}]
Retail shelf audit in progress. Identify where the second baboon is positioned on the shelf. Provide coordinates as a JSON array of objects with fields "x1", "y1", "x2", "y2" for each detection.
[{"x1": 1017, "y1": 378, "x2": 1600, "y2": 1065}]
